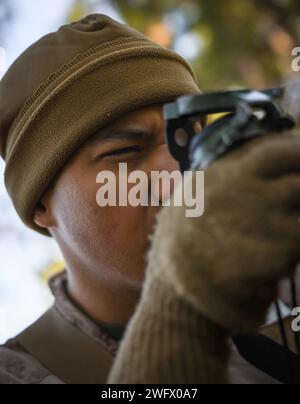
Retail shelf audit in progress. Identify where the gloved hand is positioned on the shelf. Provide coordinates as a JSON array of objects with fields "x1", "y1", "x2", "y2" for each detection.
[{"x1": 146, "y1": 132, "x2": 300, "y2": 334}]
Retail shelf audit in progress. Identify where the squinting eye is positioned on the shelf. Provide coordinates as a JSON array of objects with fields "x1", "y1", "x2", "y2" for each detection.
[{"x1": 101, "y1": 146, "x2": 141, "y2": 159}]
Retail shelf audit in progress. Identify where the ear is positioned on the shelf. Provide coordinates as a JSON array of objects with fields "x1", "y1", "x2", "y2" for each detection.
[{"x1": 33, "y1": 199, "x2": 57, "y2": 230}]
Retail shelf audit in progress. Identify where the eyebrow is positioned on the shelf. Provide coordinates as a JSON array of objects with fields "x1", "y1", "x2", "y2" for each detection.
[{"x1": 88, "y1": 128, "x2": 154, "y2": 145}]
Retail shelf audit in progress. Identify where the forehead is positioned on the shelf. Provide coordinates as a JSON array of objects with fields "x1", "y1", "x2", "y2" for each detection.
[
  {"x1": 54, "y1": 104, "x2": 165, "y2": 179},
  {"x1": 88, "y1": 103, "x2": 164, "y2": 143},
  {"x1": 110, "y1": 103, "x2": 164, "y2": 127}
]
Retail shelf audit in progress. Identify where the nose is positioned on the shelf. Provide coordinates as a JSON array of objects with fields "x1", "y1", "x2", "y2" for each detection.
[
  {"x1": 139, "y1": 140, "x2": 180, "y2": 238},
  {"x1": 146, "y1": 143, "x2": 180, "y2": 205}
]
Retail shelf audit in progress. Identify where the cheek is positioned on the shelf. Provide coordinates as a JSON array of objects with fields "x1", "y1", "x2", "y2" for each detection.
[
  {"x1": 51, "y1": 168, "x2": 101, "y2": 240},
  {"x1": 54, "y1": 170, "x2": 150, "y2": 264},
  {"x1": 96, "y1": 205, "x2": 150, "y2": 261}
]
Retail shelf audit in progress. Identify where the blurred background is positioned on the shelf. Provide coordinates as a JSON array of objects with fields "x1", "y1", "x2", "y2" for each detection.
[{"x1": 0, "y1": 0, "x2": 299, "y2": 343}]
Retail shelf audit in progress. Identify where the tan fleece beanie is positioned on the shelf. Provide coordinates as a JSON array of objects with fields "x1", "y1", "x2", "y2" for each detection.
[{"x1": 0, "y1": 14, "x2": 200, "y2": 235}]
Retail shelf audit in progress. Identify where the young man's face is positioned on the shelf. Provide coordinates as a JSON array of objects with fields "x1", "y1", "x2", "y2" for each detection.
[{"x1": 35, "y1": 104, "x2": 179, "y2": 290}]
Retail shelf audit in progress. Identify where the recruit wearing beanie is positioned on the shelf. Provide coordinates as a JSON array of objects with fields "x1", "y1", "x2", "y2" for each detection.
[{"x1": 0, "y1": 14, "x2": 200, "y2": 235}]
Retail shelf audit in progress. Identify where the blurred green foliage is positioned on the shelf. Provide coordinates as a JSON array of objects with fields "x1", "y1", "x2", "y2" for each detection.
[
  {"x1": 1, "y1": 0, "x2": 300, "y2": 89},
  {"x1": 111, "y1": 0, "x2": 300, "y2": 89}
]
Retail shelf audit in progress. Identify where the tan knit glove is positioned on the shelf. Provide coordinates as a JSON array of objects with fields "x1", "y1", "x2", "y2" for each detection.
[{"x1": 147, "y1": 132, "x2": 300, "y2": 334}]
